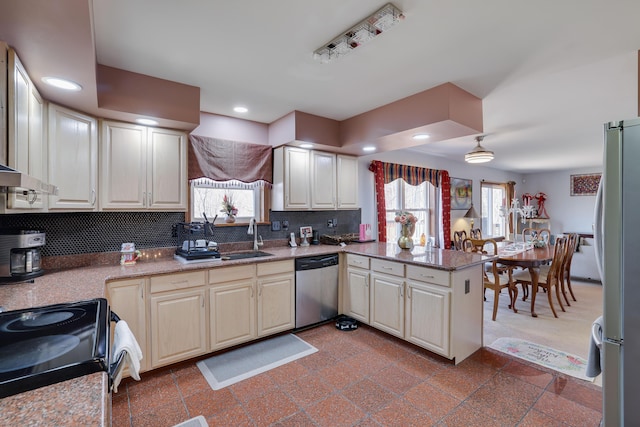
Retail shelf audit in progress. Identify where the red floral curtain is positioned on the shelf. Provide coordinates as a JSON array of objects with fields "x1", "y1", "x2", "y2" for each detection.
[{"x1": 368, "y1": 161, "x2": 451, "y2": 248}]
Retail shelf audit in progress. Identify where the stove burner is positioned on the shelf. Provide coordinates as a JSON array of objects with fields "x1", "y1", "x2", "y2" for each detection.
[
  {"x1": 0, "y1": 334, "x2": 81, "y2": 373},
  {"x1": 1, "y1": 308, "x2": 86, "y2": 332}
]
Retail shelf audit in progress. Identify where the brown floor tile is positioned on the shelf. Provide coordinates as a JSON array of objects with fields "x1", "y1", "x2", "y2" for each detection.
[
  {"x1": 206, "y1": 404, "x2": 253, "y2": 427},
  {"x1": 342, "y1": 349, "x2": 393, "y2": 378},
  {"x1": 404, "y1": 382, "x2": 461, "y2": 421},
  {"x1": 518, "y1": 408, "x2": 566, "y2": 427},
  {"x1": 111, "y1": 396, "x2": 132, "y2": 427},
  {"x1": 371, "y1": 396, "x2": 434, "y2": 427},
  {"x1": 533, "y1": 390, "x2": 602, "y2": 426},
  {"x1": 502, "y1": 359, "x2": 555, "y2": 389},
  {"x1": 296, "y1": 349, "x2": 340, "y2": 372},
  {"x1": 267, "y1": 360, "x2": 311, "y2": 386},
  {"x1": 342, "y1": 378, "x2": 398, "y2": 413},
  {"x1": 394, "y1": 352, "x2": 447, "y2": 379},
  {"x1": 318, "y1": 360, "x2": 364, "y2": 389},
  {"x1": 171, "y1": 364, "x2": 212, "y2": 398},
  {"x1": 438, "y1": 402, "x2": 501, "y2": 427},
  {"x1": 426, "y1": 367, "x2": 485, "y2": 400},
  {"x1": 183, "y1": 388, "x2": 238, "y2": 418},
  {"x1": 306, "y1": 394, "x2": 367, "y2": 427},
  {"x1": 243, "y1": 389, "x2": 299, "y2": 425},
  {"x1": 130, "y1": 403, "x2": 189, "y2": 427},
  {"x1": 229, "y1": 372, "x2": 277, "y2": 402},
  {"x1": 127, "y1": 374, "x2": 183, "y2": 416},
  {"x1": 467, "y1": 347, "x2": 512, "y2": 370},
  {"x1": 273, "y1": 410, "x2": 317, "y2": 426},
  {"x1": 548, "y1": 376, "x2": 603, "y2": 413},
  {"x1": 280, "y1": 373, "x2": 335, "y2": 408},
  {"x1": 370, "y1": 364, "x2": 422, "y2": 395}
]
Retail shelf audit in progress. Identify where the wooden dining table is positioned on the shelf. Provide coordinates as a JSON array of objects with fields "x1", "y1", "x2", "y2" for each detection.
[{"x1": 496, "y1": 244, "x2": 555, "y2": 317}]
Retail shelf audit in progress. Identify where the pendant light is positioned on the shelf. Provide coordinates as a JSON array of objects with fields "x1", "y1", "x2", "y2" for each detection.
[{"x1": 465, "y1": 135, "x2": 494, "y2": 164}]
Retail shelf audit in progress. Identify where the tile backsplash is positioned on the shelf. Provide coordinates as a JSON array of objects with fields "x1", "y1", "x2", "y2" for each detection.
[{"x1": 1, "y1": 209, "x2": 361, "y2": 256}]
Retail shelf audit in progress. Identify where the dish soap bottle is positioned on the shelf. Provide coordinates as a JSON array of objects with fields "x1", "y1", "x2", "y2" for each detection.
[{"x1": 420, "y1": 233, "x2": 426, "y2": 246}]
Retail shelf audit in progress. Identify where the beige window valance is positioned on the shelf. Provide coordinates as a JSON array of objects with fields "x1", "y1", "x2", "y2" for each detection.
[{"x1": 188, "y1": 135, "x2": 273, "y2": 185}]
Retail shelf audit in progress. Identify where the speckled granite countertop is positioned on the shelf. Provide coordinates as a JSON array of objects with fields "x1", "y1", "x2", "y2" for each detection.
[{"x1": 0, "y1": 242, "x2": 487, "y2": 425}]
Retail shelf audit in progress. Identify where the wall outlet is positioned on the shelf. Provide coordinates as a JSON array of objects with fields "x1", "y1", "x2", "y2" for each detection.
[
  {"x1": 327, "y1": 219, "x2": 334, "y2": 228},
  {"x1": 271, "y1": 220, "x2": 281, "y2": 231},
  {"x1": 282, "y1": 220, "x2": 289, "y2": 231}
]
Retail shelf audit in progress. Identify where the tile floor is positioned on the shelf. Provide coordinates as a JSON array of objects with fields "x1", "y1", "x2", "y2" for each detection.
[{"x1": 112, "y1": 323, "x2": 602, "y2": 427}]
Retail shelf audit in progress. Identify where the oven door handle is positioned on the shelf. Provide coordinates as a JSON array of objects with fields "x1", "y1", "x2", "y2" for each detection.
[{"x1": 108, "y1": 310, "x2": 127, "y2": 391}]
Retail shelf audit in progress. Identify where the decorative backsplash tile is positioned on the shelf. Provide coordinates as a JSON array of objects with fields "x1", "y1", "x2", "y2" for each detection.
[{"x1": 1, "y1": 209, "x2": 361, "y2": 256}]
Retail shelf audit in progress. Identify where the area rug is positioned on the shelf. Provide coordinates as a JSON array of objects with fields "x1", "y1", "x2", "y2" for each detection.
[
  {"x1": 197, "y1": 334, "x2": 317, "y2": 390},
  {"x1": 173, "y1": 415, "x2": 208, "y2": 427},
  {"x1": 489, "y1": 337, "x2": 593, "y2": 381}
]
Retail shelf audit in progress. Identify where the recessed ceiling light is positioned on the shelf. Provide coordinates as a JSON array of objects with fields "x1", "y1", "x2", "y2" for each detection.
[
  {"x1": 363, "y1": 146, "x2": 376, "y2": 152},
  {"x1": 136, "y1": 118, "x2": 159, "y2": 126},
  {"x1": 233, "y1": 106, "x2": 248, "y2": 113},
  {"x1": 299, "y1": 143, "x2": 313, "y2": 149},
  {"x1": 41, "y1": 76, "x2": 82, "y2": 91},
  {"x1": 412, "y1": 134, "x2": 430, "y2": 140}
]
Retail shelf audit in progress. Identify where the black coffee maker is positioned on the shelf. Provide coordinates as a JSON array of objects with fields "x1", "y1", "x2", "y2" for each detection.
[{"x1": 0, "y1": 229, "x2": 46, "y2": 283}]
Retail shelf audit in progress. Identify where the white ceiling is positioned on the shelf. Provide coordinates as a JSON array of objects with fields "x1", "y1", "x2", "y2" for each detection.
[{"x1": 26, "y1": 1, "x2": 640, "y2": 173}]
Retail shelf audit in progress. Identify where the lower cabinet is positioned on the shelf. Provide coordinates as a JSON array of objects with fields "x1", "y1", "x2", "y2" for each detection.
[
  {"x1": 405, "y1": 281, "x2": 451, "y2": 356},
  {"x1": 256, "y1": 260, "x2": 295, "y2": 337},
  {"x1": 149, "y1": 271, "x2": 207, "y2": 369},
  {"x1": 106, "y1": 277, "x2": 148, "y2": 374},
  {"x1": 343, "y1": 254, "x2": 482, "y2": 364},
  {"x1": 209, "y1": 265, "x2": 257, "y2": 351}
]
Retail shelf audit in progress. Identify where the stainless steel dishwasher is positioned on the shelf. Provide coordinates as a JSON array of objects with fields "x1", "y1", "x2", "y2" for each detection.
[{"x1": 295, "y1": 254, "x2": 339, "y2": 328}]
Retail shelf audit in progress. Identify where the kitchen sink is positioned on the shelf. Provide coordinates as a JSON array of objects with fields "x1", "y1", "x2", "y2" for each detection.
[{"x1": 221, "y1": 250, "x2": 274, "y2": 260}]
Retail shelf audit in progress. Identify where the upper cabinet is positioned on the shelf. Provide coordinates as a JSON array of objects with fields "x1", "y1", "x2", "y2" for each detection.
[
  {"x1": 272, "y1": 146, "x2": 358, "y2": 211},
  {"x1": 99, "y1": 120, "x2": 187, "y2": 211},
  {"x1": 48, "y1": 104, "x2": 98, "y2": 210},
  {"x1": 5, "y1": 48, "x2": 46, "y2": 210}
]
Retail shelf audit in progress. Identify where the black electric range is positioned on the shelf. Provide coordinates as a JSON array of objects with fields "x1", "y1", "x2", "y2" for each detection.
[{"x1": 0, "y1": 298, "x2": 112, "y2": 398}]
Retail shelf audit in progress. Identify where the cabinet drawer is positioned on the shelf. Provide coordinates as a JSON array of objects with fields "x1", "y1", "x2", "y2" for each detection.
[
  {"x1": 371, "y1": 258, "x2": 404, "y2": 277},
  {"x1": 406, "y1": 265, "x2": 450, "y2": 287},
  {"x1": 209, "y1": 264, "x2": 256, "y2": 284},
  {"x1": 150, "y1": 271, "x2": 206, "y2": 293},
  {"x1": 347, "y1": 254, "x2": 369, "y2": 269},
  {"x1": 257, "y1": 260, "x2": 294, "y2": 276}
]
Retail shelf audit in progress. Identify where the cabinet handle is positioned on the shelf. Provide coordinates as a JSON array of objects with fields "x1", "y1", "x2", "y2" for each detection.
[
  {"x1": 251, "y1": 287, "x2": 254, "y2": 298},
  {"x1": 201, "y1": 295, "x2": 204, "y2": 307},
  {"x1": 148, "y1": 192, "x2": 152, "y2": 206},
  {"x1": 399, "y1": 285, "x2": 404, "y2": 298},
  {"x1": 365, "y1": 277, "x2": 369, "y2": 287},
  {"x1": 258, "y1": 284, "x2": 262, "y2": 296},
  {"x1": 408, "y1": 287, "x2": 412, "y2": 299},
  {"x1": 420, "y1": 274, "x2": 435, "y2": 279},
  {"x1": 382, "y1": 266, "x2": 393, "y2": 270},
  {"x1": 91, "y1": 189, "x2": 96, "y2": 206}
]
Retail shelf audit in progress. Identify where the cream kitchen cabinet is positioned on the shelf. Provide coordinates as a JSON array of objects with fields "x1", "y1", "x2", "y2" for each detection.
[
  {"x1": 273, "y1": 146, "x2": 358, "y2": 210},
  {"x1": 345, "y1": 254, "x2": 370, "y2": 324},
  {"x1": 5, "y1": 48, "x2": 46, "y2": 210},
  {"x1": 149, "y1": 271, "x2": 207, "y2": 368},
  {"x1": 47, "y1": 104, "x2": 98, "y2": 210},
  {"x1": 256, "y1": 260, "x2": 295, "y2": 336},
  {"x1": 208, "y1": 265, "x2": 257, "y2": 351},
  {"x1": 405, "y1": 280, "x2": 451, "y2": 356},
  {"x1": 370, "y1": 259, "x2": 405, "y2": 338},
  {"x1": 100, "y1": 120, "x2": 187, "y2": 211},
  {"x1": 106, "y1": 277, "x2": 149, "y2": 374}
]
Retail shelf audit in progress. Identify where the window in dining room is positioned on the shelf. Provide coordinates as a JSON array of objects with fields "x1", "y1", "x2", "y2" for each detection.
[
  {"x1": 481, "y1": 181, "x2": 508, "y2": 238},
  {"x1": 384, "y1": 179, "x2": 435, "y2": 244}
]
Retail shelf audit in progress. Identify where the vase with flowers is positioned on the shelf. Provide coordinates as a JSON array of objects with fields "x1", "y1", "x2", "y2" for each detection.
[
  {"x1": 220, "y1": 193, "x2": 239, "y2": 223},
  {"x1": 395, "y1": 211, "x2": 417, "y2": 249}
]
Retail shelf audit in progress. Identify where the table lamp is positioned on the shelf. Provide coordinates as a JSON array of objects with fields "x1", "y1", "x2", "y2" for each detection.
[{"x1": 464, "y1": 203, "x2": 479, "y2": 229}]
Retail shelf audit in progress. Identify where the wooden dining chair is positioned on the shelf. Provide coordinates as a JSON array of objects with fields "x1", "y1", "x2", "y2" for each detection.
[
  {"x1": 453, "y1": 230, "x2": 467, "y2": 250},
  {"x1": 559, "y1": 233, "x2": 579, "y2": 306},
  {"x1": 470, "y1": 228, "x2": 482, "y2": 239},
  {"x1": 463, "y1": 238, "x2": 515, "y2": 321},
  {"x1": 511, "y1": 236, "x2": 568, "y2": 318},
  {"x1": 537, "y1": 228, "x2": 551, "y2": 245}
]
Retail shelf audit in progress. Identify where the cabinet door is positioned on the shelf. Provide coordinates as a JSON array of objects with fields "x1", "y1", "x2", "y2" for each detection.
[
  {"x1": 370, "y1": 273, "x2": 405, "y2": 338},
  {"x1": 150, "y1": 288, "x2": 207, "y2": 368},
  {"x1": 405, "y1": 281, "x2": 450, "y2": 357},
  {"x1": 283, "y1": 147, "x2": 310, "y2": 209},
  {"x1": 147, "y1": 128, "x2": 187, "y2": 210},
  {"x1": 257, "y1": 273, "x2": 294, "y2": 336},
  {"x1": 337, "y1": 155, "x2": 358, "y2": 209},
  {"x1": 107, "y1": 278, "x2": 148, "y2": 373},
  {"x1": 48, "y1": 105, "x2": 98, "y2": 210},
  {"x1": 345, "y1": 267, "x2": 370, "y2": 324},
  {"x1": 311, "y1": 151, "x2": 336, "y2": 209},
  {"x1": 209, "y1": 280, "x2": 256, "y2": 351},
  {"x1": 100, "y1": 121, "x2": 147, "y2": 209}
]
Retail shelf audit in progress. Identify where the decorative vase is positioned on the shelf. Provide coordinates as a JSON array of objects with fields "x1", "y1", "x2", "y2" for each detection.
[
  {"x1": 397, "y1": 223, "x2": 414, "y2": 250},
  {"x1": 225, "y1": 215, "x2": 236, "y2": 223}
]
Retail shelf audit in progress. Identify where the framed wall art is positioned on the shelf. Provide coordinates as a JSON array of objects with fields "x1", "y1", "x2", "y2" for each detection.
[
  {"x1": 450, "y1": 177, "x2": 472, "y2": 210},
  {"x1": 570, "y1": 173, "x2": 601, "y2": 196}
]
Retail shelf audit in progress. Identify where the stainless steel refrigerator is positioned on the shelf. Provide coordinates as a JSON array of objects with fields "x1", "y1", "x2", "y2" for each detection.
[{"x1": 594, "y1": 118, "x2": 640, "y2": 426}]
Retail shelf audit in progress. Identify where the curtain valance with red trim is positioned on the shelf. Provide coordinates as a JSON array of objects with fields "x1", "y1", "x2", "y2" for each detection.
[{"x1": 368, "y1": 160, "x2": 451, "y2": 248}]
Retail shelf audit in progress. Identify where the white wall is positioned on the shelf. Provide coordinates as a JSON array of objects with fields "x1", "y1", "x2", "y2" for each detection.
[
  {"x1": 521, "y1": 167, "x2": 603, "y2": 235},
  {"x1": 357, "y1": 150, "x2": 523, "y2": 242}
]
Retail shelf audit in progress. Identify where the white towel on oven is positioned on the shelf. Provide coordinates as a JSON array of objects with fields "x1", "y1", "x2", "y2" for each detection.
[{"x1": 112, "y1": 320, "x2": 143, "y2": 392}]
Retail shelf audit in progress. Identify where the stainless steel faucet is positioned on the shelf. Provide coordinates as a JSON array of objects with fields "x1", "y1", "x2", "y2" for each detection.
[{"x1": 248, "y1": 218, "x2": 263, "y2": 251}]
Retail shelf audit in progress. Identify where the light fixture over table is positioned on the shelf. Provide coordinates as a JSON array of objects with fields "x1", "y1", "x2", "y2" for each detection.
[
  {"x1": 313, "y1": 3, "x2": 404, "y2": 64},
  {"x1": 465, "y1": 135, "x2": 494, "y2": 164}
]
